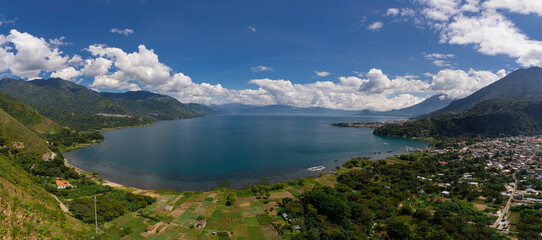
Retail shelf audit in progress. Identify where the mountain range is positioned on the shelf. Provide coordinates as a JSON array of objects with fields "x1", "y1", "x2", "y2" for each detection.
[{"x1": 0, "y1": 78, "x2": 211, "y2": 131}]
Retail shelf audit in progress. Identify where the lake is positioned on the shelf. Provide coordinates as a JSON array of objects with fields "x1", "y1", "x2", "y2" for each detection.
[{"x1": 64, "y1": 115, "x2": 428, "y2": 191}]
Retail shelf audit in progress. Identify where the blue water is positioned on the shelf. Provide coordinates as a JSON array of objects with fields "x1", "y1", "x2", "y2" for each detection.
[{"x1": 64, "y1": 115, "x2": 427, "y2": 191}]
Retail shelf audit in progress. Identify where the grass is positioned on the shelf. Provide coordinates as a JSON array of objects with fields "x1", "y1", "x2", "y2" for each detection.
[
  {"x1": 286, "y1": 188, "x2": 301, "y2": 197},
  {"x1": 211, "y1": 210, "x2": 223, "y2": 219},
  {"x1": 247, "y1": 226, "x2": 266, "y2": 240},
  {"x1": 174, "y1": 210, "x2": 193, "y2": 224},
  {"x1": 121, "y1": 218, "x2": 147, "y2": 233},
  {"x1": 243, "y1": 216, "x2": 259, "y2": 226},
  {"x1": 256, "y1": 214, "x2": 273, "y2": 225}
]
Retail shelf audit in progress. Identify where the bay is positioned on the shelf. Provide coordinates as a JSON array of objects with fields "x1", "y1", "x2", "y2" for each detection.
[{"x1": 64, "y1": 115, "x2": 428, "y2": 191}]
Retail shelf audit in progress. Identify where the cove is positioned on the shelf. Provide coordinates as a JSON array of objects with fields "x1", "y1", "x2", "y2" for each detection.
[{"x1": 64, "y1": 115, "x2": 428, "y2": 191}]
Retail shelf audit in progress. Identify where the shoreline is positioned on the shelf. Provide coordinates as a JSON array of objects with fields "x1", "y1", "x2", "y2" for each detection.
[
  {"x1": 62, "y1": 116, "x2": 429, "y2": 193},
  {"x1": 63, "y1": 146, "x2": 425, "y2": 193}
]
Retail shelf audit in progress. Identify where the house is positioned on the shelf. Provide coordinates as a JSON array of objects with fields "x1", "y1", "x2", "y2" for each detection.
[
  {"x1": 55, "y1": 180, "x2": 72, "y2": 189},
  {"x1": 164, "y1": 205, "x2": 173, "y2": 211},
  {"x1": 196, "y1": 219, "x2": 207, "y2": 230},
  {"x1": 282, "y1": 213, "x2": 289, "y2": 221},
  {"x1": 146, "y1": 226, "x2": 155, "y2": 232},
  {"x1": 478, "y1": 196, "x2": 487, "y2": 201},
  {"x1": 441, "y1": 191, "x2": 450, "y2": 196}
]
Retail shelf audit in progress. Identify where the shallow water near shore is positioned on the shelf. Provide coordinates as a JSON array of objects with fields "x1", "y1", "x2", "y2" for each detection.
[{"x1": 64, "y1": 114, "x2": 427, "y2": 191}]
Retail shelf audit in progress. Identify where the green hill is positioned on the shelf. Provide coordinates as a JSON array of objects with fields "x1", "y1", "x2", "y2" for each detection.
[
  {"x1": 0, "y1": 92, "x2": 62, "y2": 134},
  {"x1": 100, "y1": 91, "x2": 203, "y2": 120},
  {"x1": 0, "y1": 154, "x2": 85, "y2": 238},
  {"x1": 0, "y1": 107, "x2": 52, "y2": 159},
  {"x1": 0, "y1": 78, "x2": 207, "y2": 131},
  {"x1": 374, "y1": 99, "x2": 542, "y2": 138},
  {"x1": 436, "y1": 67, "x2": 542, "y2": 113}
]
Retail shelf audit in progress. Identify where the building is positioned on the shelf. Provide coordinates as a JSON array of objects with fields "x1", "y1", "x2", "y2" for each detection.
[
  {"x1": 164, "y1": 205, "x2": 173, "y2": 211},
  {"x1": 196, "y1": 219, "x2": 207, "y2": 230},
  {"x1": 55, "y1": 180, "x2": 71, "y2": 189}
]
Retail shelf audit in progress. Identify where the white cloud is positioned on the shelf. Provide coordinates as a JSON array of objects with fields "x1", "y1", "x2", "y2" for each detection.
[
  {"x1": 250, "y1": 65, "x2": 274, "y2": 72},
  {"x1": 0, "y1": 29, "x2": 70, "y2": 79},
  {"x1": 0, "y1": 29, "x2": 514, "y2": 111},
  {"x1": 314, "y1": 70, "x2": 330, "y2": 77},
  {"x1": 429, "y1": 68, "x2": 506, "y2": 98},
  {"x1": 386, "y1": 8, "x2": 400, "y2": 16},
  {"x1": 110, "y1": 28, "x2": 134, "y2": 36},
  {"x1": 367, "y1": 21, "x2": 384, "y2": 31},
  {"x1": 49, "y1": 36, "x2": 71, "y2": 46},
  {"x1": 416, "y1": 0, "x2": 542, "y2": 68},
  {"x1": 483, "y1": 0, "x2": 542, "y2": 16},
  {"x1": 86, "y1": 44, "x2": 172, "y2": 90},
  {"x1": 50, "y1": 67, "x2": 81, "y2": 81},
  {"x1": 248, "y1": 25, "x2": 257, "y2": 32},
  {"x1": 81, "y1": 57, "x2": 112, "y2": 77},
  {"x1": 423, "y1": 53, "x2": 455, "y2": 67},
  {"x1": 0, "y1": 19, "x2": 16, "y2": 27}
]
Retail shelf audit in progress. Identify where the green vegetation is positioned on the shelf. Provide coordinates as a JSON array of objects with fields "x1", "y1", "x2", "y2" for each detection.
[
  {"x1": 278, "y1": 152, "x2": 509, "y2": 239},
  {"x1": 374, "y1": 99, "x2": 542, "y2": 138},
  {"x1": 0, "y1": 78, "x2": 206, "y2": 131}
]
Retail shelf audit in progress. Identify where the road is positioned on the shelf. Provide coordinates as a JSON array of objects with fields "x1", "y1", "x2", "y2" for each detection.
[{"x1": 491, "y1": 173, "x2": 517, "y2": 228}]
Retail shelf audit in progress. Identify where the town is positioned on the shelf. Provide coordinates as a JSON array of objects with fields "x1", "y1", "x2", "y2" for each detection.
[{"x1": 422, "y1": 136, "x2": 542, "y2": 237}]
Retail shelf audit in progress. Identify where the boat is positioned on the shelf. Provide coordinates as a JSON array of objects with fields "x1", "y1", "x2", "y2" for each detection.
[{"x1": 307, "y1": 166, "x2": 326, "y2": 171}]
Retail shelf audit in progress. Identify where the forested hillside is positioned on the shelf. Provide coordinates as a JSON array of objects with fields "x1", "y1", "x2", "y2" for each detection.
[
  {"x1": 374, "y1": 100, "x2": 542, "y2": 138},
  {"x1": 0, "y1": 78, "x2": 206, "y2": 131}
]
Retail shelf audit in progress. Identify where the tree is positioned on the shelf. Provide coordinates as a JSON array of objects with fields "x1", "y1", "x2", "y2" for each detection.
[{"x1": 387, "y1": 222, "x2": 411, "y2": 240}]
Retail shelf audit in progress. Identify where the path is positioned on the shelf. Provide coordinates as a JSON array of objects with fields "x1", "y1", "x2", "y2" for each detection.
[
  {"x1": 491, "y1": 173, "x2": 517, "y2": 228},
  {"x1": 53, "y1": 195, "x2": 70, "y2": 214}
]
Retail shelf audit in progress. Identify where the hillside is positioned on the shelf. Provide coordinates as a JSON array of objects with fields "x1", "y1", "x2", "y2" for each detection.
[
  {"x1": 100, "y1": 91, "x2": 204, "y2": 120},
  {"x1": 0, "y1": 78, "x2": 206, "y2": 131},
  {"x1": 0, "y1": 92, "x2": 62, "y2": 134},
  {"x1": 362, "y1": 94, "x2": 454, "y2": 117},
  {"x1": 0, "y1": 107, "x2": 52, "y2": 159},
  {"x1": 0, "y1": 154, "x2": 86, "y2": 238},
  {"x1": 373, "y1": 99, "x2": 542, "y2": 138},
  {"x1": 436, "y1": 67, "x2": 542, "y2": 113}
]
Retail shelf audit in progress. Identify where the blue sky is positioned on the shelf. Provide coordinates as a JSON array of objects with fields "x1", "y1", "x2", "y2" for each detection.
[{"x1": 0, "y1": 0, "x2": 541, "y2": 110}]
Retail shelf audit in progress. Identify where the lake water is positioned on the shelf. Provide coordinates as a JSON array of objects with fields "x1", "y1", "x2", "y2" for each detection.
[{"x1": 64, "y1": 115, "x2": 427, "y2": 191}]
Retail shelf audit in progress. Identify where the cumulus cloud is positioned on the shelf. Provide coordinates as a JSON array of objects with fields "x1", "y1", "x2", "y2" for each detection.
[
  {"x1": 50, "y1": 67, "x2": 81, "y2": 81},
  {"x1": 0, "y1": 29, "x2": 512, "y2": 111},
  {"x1": 429, "y1": 68, "x2": 507, "y2": 98},
  {"x1": 0, "y1": 29, "x2": 70, "y2": 78},
  {"x1": 367, "y1": 21, "x2": 384, "y2": 31},
  {"x1": 110, "y1": 28, "x2": 134, "y2": 36},
  {"x1": 250, "y1": 65, "x2": 274, "y2": 72},
  {"x1": 314, "y1": 70, "x2": 330, "y2": 77},
  {"x1": 416, "y1": 0, "x2": 542, "y2": 68}
]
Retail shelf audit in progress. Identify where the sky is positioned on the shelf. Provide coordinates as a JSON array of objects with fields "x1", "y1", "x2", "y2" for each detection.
[{"x1": 0, "y1": 0, "x2": 541, "y2": 111}]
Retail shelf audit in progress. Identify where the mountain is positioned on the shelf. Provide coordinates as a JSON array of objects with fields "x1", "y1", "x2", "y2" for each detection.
[
  {"x1": 211, "y1": 104, "x2": 358, "y2": 115},
  {"x1": 435, "y1": 67, "x2": 542, "y2": 113},
  {"x1": 0, "y1": 78, "x2": 205, "y2": 131},
  {"x1": 100, "y1": 91, "x2": 205, "y2": 120},
  {"x1": 374, "y1": 99, "x2": 542, "y2": 138},
  {"x1": 361, "y1": 94, "x2": 454, "y2": 117}
]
